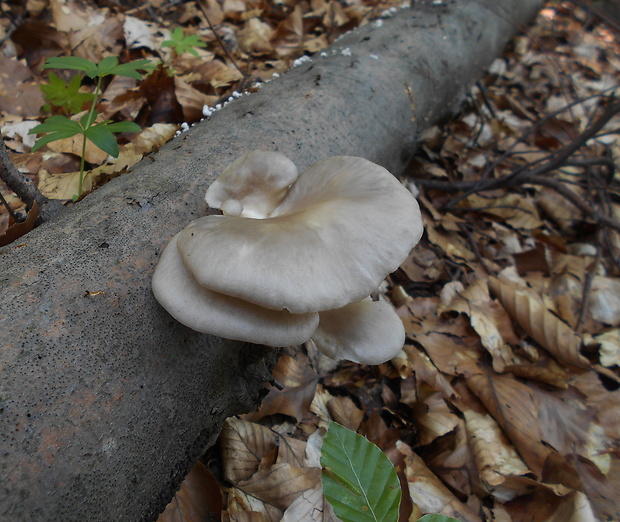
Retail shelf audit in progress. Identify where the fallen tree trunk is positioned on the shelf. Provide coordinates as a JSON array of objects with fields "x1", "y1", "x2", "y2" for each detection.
[{"x1": 0, "y1": 1, "x2": 543, "y2": 520}]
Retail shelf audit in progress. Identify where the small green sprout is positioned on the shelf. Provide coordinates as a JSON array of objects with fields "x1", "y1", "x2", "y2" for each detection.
[
  {"x1": 162, "y1": 27, "x2": 206, "y2": 58},
  {"x1": 30, "y1": 56, "x2": 153, "y2": 200},
  {"x1": 40, "y1": 72, "x2": 95, "y2": 114}
]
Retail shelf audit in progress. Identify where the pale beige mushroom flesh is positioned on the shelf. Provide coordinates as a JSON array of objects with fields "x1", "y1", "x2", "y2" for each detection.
[
  {"x1": 152, "y1": 151, "x2": 424, "y2": 364},
  {"x1": 152, "y1": 234, "x2": 319, "y2": 346}
]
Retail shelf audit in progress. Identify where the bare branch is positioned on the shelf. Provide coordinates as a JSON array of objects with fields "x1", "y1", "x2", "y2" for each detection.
[{"x1": 0, "y1": 139, "x2": 63, "y2": 221}]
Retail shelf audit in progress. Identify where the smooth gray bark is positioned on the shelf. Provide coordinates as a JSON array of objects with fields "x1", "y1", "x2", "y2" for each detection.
[{"x1": 0, "y1": 1, "x2": 542, "y2": 520}]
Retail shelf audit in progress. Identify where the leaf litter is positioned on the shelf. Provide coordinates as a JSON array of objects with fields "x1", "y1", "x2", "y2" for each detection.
[{"x1": 1, "y1": 0, "x2": 620, "y2": 520}]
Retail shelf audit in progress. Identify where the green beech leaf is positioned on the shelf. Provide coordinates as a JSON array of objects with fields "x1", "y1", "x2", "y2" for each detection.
[
  {"x1": 418, "y1": 513, "x2": 460, "y2": 522},
  {"x1": 321, "y1": 422, "x2": 401, "y2": 522}
]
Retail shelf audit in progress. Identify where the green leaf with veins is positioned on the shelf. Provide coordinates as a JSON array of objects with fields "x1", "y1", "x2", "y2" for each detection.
[
  {"x1": 40, "y1": 73, "x2": 95, "y2": 113},
  {"x1": 162, "y1": 27, "x2": 206, "y2": 57}
]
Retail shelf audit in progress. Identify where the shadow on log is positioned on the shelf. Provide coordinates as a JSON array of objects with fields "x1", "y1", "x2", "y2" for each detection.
[{"x1": 0, "y1": 1, "x2": 542, "y2": 520}]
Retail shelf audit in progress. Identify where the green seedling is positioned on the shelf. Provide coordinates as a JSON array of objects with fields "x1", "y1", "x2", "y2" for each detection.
[
  {"x1": 162, "y1": 27, "x2": 207, "y2": 58},
  {"x1": 40, "y1": 72, "x2": 95, "y2": 114},
  {"x1": 30, "y1": 56, "x2": 153, "y2": 199}
]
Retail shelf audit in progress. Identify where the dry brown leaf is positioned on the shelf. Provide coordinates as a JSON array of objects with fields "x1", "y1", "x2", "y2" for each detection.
[
  {"x1": 220, "y1": 418, "x2": 279, "y2": 483},
  {"x1": 396, "y1": 296, "x2": 483, "y2": 378},
  {"x1": 544, "y1": 491, "x2": 597, "y2": 522},
  {"x1": 0, "y1": 201, "x2": 39, "y2": 247},
  {"x1": 488, "y1": 276, "x2": 590, "y2": 369},
  {"x1": 157, "y1": 462, "x2": 222, "y2": 522},
  {"x1": 504, "y1": 360, "x2": 570, "y2": 389},
  {"x1": 399, "y1": 345, "x2": 457, "y2": 401},
  {"x1": 276, "y1": 435, "x2": 308, "y2": 469},
  {"x1": 589, "y1": 276, "x2": 620, "y2": 326},
  {"x1": 562, "y1": 455, "x2": 620, "y2": 521},
  {"x1": 464, "y1": 409, "x2": 531, "y2": 490},
  {"x1": 413, "y1": 391, "x2": 459, "y2": 446},
  {"x1": 270, "y1": 5, "x2": 304, "y2": 58},
  {"x1": 309, "y1": 385, "x2": 334, "y2": 424},
  {"x1": 226, "y1": 487, "x2": 281, "y2": 521},
  {"x1": 536, "y1": 185, "x2": 584, "y2": 232},
  {"x1": 247, "y1": 354, "x2": 319, "y2": 422},
  {"x1": 280, "y1": 485, "x2": 339, "y2": 522},
  {"x1": 439, "y1": 279, "x2": 520, "y2": 372},
  {"x1": 422, "y1": 417, "x2": 477, "y2": 499},
  {"x1": 0, "y1": 56, "x2": 43, "y2": 118},
  {"x1": 326, "y1": 395, "x2": 363, "y2": 432},
  {"x1": 238, "y1": 18, "x2": 274, "y2": 55},
  {"x1": 201, "y1": 60, "x2": 244, "y2": 89},
  {"x1": 461, "y1": 193, "x2": 542, "y2": 230},
  {"x1": 46, "y1": 129, "x2": 109, "y2": 165},
  {"x1": 171, "y1": 78, "x2": 214, "y2": 123},
  {"x1": 236, "y1": 463, "x2": 321, "y2": 511},
  {"x1": 398, "y1": 441, "x2": 481, "y2": 522},
  {"x1": 399, "y1": 246, "x2": 444, "y2": 283},
  {"x1": 38, "y1": 124, "x2": 176, "y2": 200},
  {"x1": 426, "y1": 224, "x2": 477, "y2": 264},
  {"x1": 466, "y1": 368, "x2": 552, "y2": 477},
  {"x1": 593, "y1": 329, "x2": 620, "y2": 367}
]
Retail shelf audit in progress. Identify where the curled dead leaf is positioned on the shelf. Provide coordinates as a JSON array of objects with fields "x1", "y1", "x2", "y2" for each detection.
[
  {"x1": 488, "y1": 276, "x2": 590, "y2": 369},
  {"x1": 0, "y1": 201, "x2": 39, "y2": 247},
  {"x1": 157, "y1": 462, "x2": 222, "y2": 522},
  {"x1": 466, "y1": 368, "x2": 552, "y2": 478},
  {"x1": 220, "y1": 418, "x2": 279, "y2": 483}
]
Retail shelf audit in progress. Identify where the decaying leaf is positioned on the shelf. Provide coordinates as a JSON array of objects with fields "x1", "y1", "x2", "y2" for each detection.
[
  {"x1": 157, "y1": 462, "x2": 222, "y2": 522},
  {"x1": 488, "y1": 277, "x2": 590, "y2": 369},
  {"x1": 38, "y1": 124, "x2": 178, "y2": 200},
  {"x1": 466, "y1": 368, "x2": 552, "y2": 478},
  {"x1": 593, "y1": 329, "x2": 620, "y2": 367},
  {"x1": 398, "y1": 441, "x2": 480, "y2": 522},
  {"x1": 463, "y1": 409, "x2": 531, "y2": 492},
  {"x1": 247, "y1": 354, "x2": 319, "y2": 422},
  {"x1": 439, "y1": 279, "x2": 520, "y2": 372},
  {"x1": 0, "y1": 201, "x2": 39, "y2": 247},
  {"x1": 220, "y1": 418, "x2": 279, "y2": 483}
]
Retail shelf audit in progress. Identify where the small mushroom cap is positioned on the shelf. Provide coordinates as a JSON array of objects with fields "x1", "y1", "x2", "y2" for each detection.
[
  {"x1": 152, "y1": 234, "x2": 319, "y2": 346},
  {"x1": 205, "y1": 150, "x2": 299, "y2": 218},
  {"x1": 178, "y1": 156, "x2": 423, "y2": 314},
  {"x1": 311, "y1": 298, "x2": 406, "y2": 365}
]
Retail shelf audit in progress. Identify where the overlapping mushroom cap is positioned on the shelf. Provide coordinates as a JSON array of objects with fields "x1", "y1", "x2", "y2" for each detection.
[{"x1": 152, "y1": 151, "x2": 423, "y2": 364}]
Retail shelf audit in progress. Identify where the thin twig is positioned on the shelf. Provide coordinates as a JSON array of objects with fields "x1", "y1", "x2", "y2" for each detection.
[
  {"x1": 0, "y1": 139, "x2": 62, "y2": 221},
  {"x1": 417, "y1": 100, "x2": 620, "y2": 232},
  {"x1": 0, "y1": 189, "x2": 17, "y2": 222},
  {"x1": 575, "y1": 231, "x2": 602, "y2": 333},
  {"x1": 444, "y1": 100, "x2": 620, "y2": 208},
  {"x1": 196, "y1": 0, "x2": 246, "y2": 80}
]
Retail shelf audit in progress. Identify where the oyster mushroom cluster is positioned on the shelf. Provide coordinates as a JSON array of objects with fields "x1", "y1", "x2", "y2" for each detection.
[{"x1": 152, "y1": 151, "x2": 423, "y2": 364}]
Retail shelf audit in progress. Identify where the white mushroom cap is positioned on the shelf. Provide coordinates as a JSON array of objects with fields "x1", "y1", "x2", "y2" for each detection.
[
  {"x1": 312, "y1": 298, "x2": 406, "y2": 365},
  {"x1": 205, "y1": 150, "x2": 299, "y2": 218},
  {"x1": 178, "y1": 156, "x2": 423, "y2": 314},
  {"x1": 152, "y1": 234, "x2": 319, "y2": 346}
]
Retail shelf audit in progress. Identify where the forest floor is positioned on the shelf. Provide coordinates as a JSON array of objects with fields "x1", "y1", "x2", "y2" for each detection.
[{"x1": 1, "y1": 1, "x2": 619, "y2": 521}]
